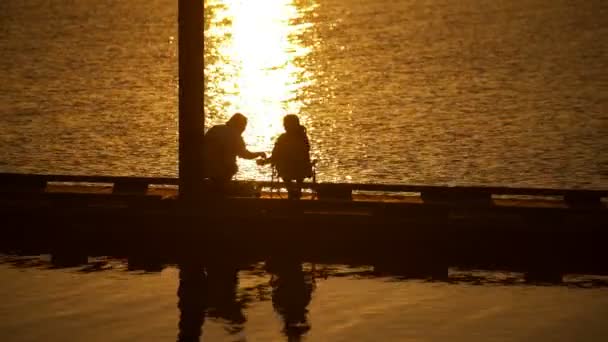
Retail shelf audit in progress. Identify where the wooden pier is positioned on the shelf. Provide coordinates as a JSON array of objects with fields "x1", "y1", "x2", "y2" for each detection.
[{"x1": 1, "y1": 172, "x2": 606, "y2": 276}]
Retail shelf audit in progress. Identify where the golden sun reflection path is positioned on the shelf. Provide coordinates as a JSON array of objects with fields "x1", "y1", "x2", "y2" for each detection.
[{"x1": 204, "y1": 0, "x2": 316, "y2": 180}]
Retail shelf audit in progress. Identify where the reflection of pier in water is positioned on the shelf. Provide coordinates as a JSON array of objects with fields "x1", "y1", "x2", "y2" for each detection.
[{"x1": 2, "y1": 252, "x2": 608, "y2": 341}]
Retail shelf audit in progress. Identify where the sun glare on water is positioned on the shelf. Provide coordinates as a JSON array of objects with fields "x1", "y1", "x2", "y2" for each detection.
[{"x1": 204, "y1": 0, "x2": 316, "y2": 179}]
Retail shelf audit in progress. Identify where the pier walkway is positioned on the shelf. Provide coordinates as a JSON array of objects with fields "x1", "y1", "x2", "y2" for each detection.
[{"x1": 1, "y1": 172, "x2": 606, "y2": 276}]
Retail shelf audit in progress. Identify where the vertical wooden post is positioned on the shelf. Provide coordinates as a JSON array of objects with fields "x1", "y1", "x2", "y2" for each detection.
[{"x1": 178, "y1": 0, "x2": 204, "y2": 200}]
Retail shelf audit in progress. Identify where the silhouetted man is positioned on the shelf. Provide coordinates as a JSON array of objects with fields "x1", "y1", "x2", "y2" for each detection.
[{"x1": 203, "y1": 113, "x2": 265, "y2": 191}]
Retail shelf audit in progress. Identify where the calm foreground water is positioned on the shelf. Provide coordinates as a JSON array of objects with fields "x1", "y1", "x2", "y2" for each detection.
[
  {"x1": 1, "y1": 1, "x2": 607, "y2": 341},
  {"x1": 1, "y1": 255, "x2": 608, "y2": 342},
  {"x1": 0, "y1": 0, "x2": 606, "y2": 188}
]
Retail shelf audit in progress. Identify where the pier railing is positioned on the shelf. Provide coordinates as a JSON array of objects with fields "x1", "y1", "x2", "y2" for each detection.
[{"x1": 1, "y1": 172, "x2": 606, "y2": 208}]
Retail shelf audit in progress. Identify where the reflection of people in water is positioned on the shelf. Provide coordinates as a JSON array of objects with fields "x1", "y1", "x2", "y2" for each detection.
[
  {"x1": 177, "y1": 265, "x2": 207, "y2": 342},
  {"x1": 177, "y1": 263, "x2": 247, "y2": 341},
  {"x1": 267, "y1": 259, "x2": 315, "y2": 341},
  {"x1": 205, "y1": 264, "x2": 247, "y2": 335},
  {"x1": 258, "y1": 114, "x2": 313, "y2": 200}
]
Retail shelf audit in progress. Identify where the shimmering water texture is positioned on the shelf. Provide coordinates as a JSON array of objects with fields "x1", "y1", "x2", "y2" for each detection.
[
  {"x1": 0, "y1": 0, "x2": 606, "y2": 188},
  {"x1": 1, "y1": 255, "x2": 608, "y2": 342}
]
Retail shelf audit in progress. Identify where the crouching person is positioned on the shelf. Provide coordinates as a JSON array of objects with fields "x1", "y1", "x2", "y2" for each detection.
[{"x1": 203, "y1": 113, "x2": 266, "y2": 195}]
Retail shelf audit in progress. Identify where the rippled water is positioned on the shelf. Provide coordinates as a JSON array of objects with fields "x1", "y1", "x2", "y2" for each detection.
[
  {"x1": 0, "y1": 0, "x2": 606, "y2": 188},
  {"x1": 1, "y1": 255, "x2": 608, "y2": 342},
  {"x1": 1, "y1": 3, "x2": 606, "y2": 340}
]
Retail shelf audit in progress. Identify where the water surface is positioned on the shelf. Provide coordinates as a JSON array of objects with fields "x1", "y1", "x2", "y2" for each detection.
[
  {"x1": 1, "y1": 255, "x2": 608, "y2": 342},
  {"x1": 1, "y1": 0, "x2": 606, "y2": 188}
]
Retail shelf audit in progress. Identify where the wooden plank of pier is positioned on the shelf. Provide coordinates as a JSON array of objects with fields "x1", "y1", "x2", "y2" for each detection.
[{"x1": 0, "y1": 172, "x2": 606, "y2": 207}]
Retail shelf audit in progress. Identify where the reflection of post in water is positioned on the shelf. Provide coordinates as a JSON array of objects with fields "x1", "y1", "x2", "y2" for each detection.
[
  {"x1": 268, "y1": 259, "x2": 315, "y2": 341},
  {"x1": 49, "y1": 252, "x2": 88, "y2": 268},
  {"x1": 177, "y1": 264, "x2": 207, "y2": 342},
  {"x1": 177, "y1": 262, "x2": 247, "y2": 340}
]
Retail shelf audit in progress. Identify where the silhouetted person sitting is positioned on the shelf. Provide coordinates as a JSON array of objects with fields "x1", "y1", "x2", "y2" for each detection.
[
  {"x1": 203, "y1": 113, "x2": 266, "y2": 194},
  {"x1": 257, "y1": 114, "x2": 312, "y2": 200}
]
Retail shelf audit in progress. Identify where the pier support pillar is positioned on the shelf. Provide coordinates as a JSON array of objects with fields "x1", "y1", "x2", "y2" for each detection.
[{"x1": 178, "y1": 0, "x2": 205, "y2": 201}]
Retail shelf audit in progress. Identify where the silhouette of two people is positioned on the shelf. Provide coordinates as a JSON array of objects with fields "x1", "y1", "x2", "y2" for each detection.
[
  {"x1": 258, "y1": 114, "x2": 313, "y2": 200},
  {"x1": 203, "y1": 113, "x2": 266, "y2": 194},
  {"x1": 204, "y1": 113, "x2": 313, "y2": 199}
]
